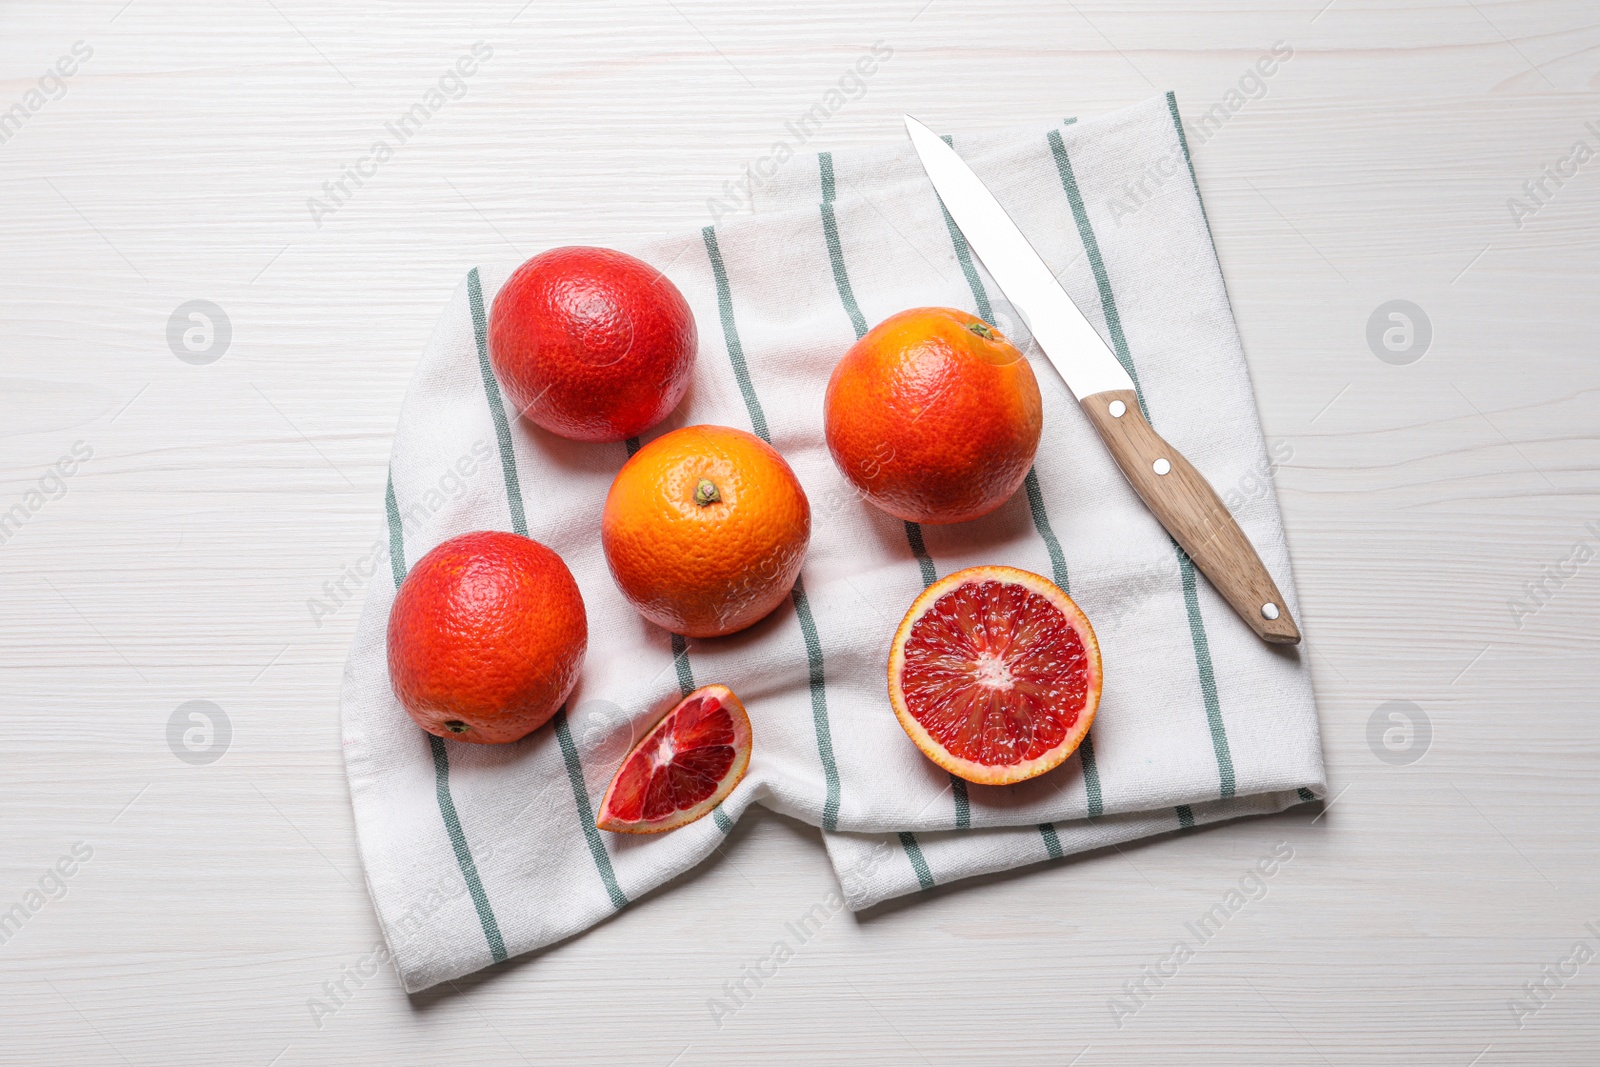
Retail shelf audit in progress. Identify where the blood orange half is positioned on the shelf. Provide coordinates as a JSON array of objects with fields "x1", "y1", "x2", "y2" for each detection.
[
  {"x1": 596, "y1": 684, "x2": 752, "y2": 834},
  {"x1": 888, "y1": 566, "x2": 1102, "y2": 786}
]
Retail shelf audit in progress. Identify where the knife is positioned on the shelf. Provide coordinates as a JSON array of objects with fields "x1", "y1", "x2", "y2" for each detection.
[{"x1": 904, "y1": 116, "x2": 1300, "y2": 645}]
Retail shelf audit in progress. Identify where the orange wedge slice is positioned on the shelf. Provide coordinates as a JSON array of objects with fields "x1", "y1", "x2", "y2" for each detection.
[{"x1": 596, "y1": 684, "x2": 751, "y2": 834}]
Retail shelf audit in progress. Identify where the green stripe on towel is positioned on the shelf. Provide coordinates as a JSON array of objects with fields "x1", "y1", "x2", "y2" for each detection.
[
  {"x1": 790, "y1": 578, "x2": 842, "y2": 831},
  {"x1": 467, "y1": 269, "x2": 633, "y2": 905},
  {"x1": 898, "y1": 831, "x2": 935, "y2": 891},
  {"x1": 936, "y1": 135, "x2": 995, "y2": 325},
  {"x1": 467, "y1": 269, "x2": 527, "y2": 538},
  {"x1": 817, "y1": 152, "x2": 939, "y2": 593},
  {"x1": 1179, "y1": 545, "x2": 1234, "y2": 796},
  {"x1": 1022, "y1": 469, "x2": 1069, "y2": 595},
  {"x1": 702, "y1": 229, "x2": 769, "y2": 443},
  {"x1": 818, "y1": 151, "x2": 956, "y2": 841},
  {"x1": 428, "y1": 736, "x2": 508, "y2": 961},
  {"x1": 820, "y1": 202, "x2": 870, "y2": 338},
  {"x1": 384, "y1": 470, "x2": 506, "y2": 963},
  {"x1": 1044, "y1": 132, "x2": 1144, "y2": 406},
  {"x1": 1165, "y1": 92, "x2": 1216, "y2": 247},
  {"x1": 901, "y1": 517, "x2": 938, "y2": 590},
  {"x1": 932, "y1": 140, "x2": 1094, "y2": 838},
  {"x1": 554, "y1": 708, "x2": 629, "y2": 909},
  {"x1": 1045, "y1": 129, "x2": 1236, "y2": 802},
  {"x1": 818, "y1": 146, "x2": 838, "y2": 204},
  {"x1": 1028, "y1": 462, "x2": 1103, "y2": 819},
  {"x1": 383, "y1": 475, "x2": 407, "y2": 590},
  {"x1": 1038, "y1": 822, "x2": 1064, "y2": 860},
  {"x1": 671, "y1": 632, "x2": 695, "y2": 698},
  {"x1": 1079, "y1": 726, "x2": 1104, "y2": 819},
  {"x1": 701, "y1": 224, "x2": 843, "y2": 832}
]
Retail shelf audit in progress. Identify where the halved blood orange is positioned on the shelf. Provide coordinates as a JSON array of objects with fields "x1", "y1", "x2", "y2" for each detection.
[
  {"x1": 888, "y1": 566, "x2": 1102, "y2": 786},
  {"x1": 596, "y1": 684, "x2": 752, "y2": 834}
]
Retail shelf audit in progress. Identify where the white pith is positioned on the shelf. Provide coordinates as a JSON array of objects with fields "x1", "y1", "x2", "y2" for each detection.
[{"x1": 972, "y1": 651, "x2": 1015, "y2": 690}]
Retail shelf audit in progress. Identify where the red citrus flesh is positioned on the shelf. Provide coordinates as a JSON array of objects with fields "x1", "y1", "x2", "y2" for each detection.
[
  {"x1": 596, "y1": 684, "x2": 751, "y2": 834},
  {"x1": 888, "y1": 566, "x2": 1102, "y2": 786}
]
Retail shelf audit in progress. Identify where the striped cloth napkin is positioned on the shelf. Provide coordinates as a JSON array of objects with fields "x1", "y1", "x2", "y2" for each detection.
[{"x1": 341, "y1": 92, "x2": 1325, "y2": 993}]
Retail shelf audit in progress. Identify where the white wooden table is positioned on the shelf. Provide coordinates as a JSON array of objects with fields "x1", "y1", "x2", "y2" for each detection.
[{"x1": 3, "y1": 1, "x2": 1597, "y2": 1063}]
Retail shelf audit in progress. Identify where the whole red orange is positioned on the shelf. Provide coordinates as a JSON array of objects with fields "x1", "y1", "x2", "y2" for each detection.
[
  {"x1": 824, "y1": 307, "x2": 1042, "y2": 524},
  {"x1": 489, "y1": 246, "x2": 696, "y2": 442},
  {"x1": 387, "y1": 530, "x2": 586, "y2": 744}
]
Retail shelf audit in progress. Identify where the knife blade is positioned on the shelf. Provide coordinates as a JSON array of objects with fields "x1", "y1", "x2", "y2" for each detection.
[{"x1": 904, "y1": 115, "x2": 1300, "y2": 645}]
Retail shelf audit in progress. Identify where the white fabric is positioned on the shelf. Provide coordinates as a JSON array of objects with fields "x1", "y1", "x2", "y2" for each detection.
[{"x1": 341, "y1": 92, "x2": 1325, "y2": 993}]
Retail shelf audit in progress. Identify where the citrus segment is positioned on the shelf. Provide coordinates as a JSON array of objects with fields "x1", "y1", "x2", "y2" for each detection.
[
  {"x1": 888, "y1": 566, "x2": 1101, "y2": 785},
  {"x1": 597, "y1": 684, "x2": 752, "y2": 834}
]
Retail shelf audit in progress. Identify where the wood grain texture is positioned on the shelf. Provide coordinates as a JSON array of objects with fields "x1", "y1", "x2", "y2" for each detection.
[
  {"x1": 2, "y1": 0, "x2": 1598, "y2": 1064},
  {"x1": 1081, "y1": 388, "x2": 1301, "y2": 643}
]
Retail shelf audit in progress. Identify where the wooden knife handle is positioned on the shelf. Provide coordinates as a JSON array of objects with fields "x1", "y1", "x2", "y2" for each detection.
[{"x1": 1080, "y1": 389, "x2": 1300, "y2": 645}]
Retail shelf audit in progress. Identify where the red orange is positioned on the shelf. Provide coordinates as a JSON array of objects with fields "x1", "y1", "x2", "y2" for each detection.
[
  {"x1": 825, "y1": 307, "x2": 1042, "y2": 524},
  {"x1": 489, "y1": 246, "x2": 696, "y2": 442},
  {"x1": 387, "y1": 530, "x2": 586, "y2": 744}
]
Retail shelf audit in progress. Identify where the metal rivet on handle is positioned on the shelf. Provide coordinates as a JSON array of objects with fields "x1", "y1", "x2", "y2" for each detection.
[
  {"x1": 1152, "y1": 458, "x2": 1171, "y2": 476},
  {"x1": 1108, "y1": 399, "x2": 1126, "y2": 418},
  {"x1": 1261, "y1": 603, "x2": 1280, "y2": 620}
]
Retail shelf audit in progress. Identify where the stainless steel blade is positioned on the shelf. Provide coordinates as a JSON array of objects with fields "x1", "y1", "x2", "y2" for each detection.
[{"x1": 904, "y1": 115, "x2": 1134, "y2": 400}]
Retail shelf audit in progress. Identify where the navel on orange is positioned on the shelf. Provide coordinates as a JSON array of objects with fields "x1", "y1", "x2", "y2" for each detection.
[
  {"x1": 602, "y1": 425, "x2": 811, "y2": 638},
  {"x1": 888, "y1": 565, "x2": 1101, "y2": 785}
]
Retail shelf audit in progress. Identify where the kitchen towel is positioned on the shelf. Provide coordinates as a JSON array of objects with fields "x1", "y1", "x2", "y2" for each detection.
[{"x1": 341, "y1": 91, "x2": 1325, "y2": 993}]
